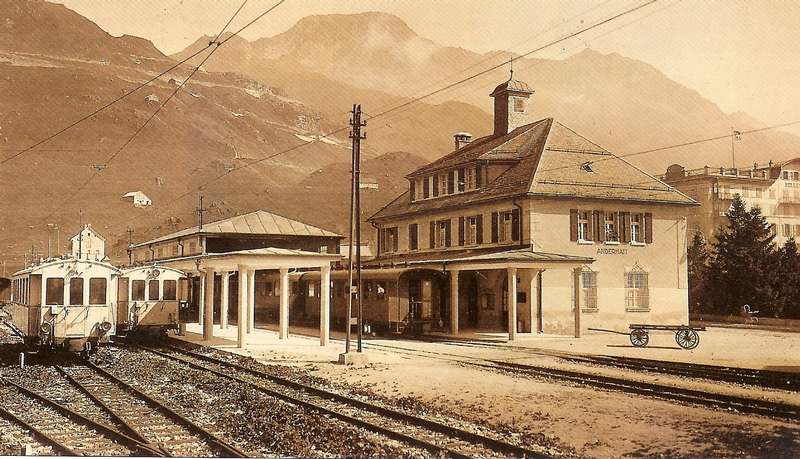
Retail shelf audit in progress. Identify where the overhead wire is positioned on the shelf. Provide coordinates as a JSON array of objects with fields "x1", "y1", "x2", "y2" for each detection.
[
  {"x1": 114, "y1": 0, "x2": 666, "y2": 235},
  {"x1": 39, "y1": 0, "x2": 286, "y2": 222}
]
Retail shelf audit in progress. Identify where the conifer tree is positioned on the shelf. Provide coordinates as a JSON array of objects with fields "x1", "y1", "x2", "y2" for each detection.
[
  {"x1": 776, "y1": 238, "x2": 800, "y2": 319},
  {"x1": 687, "y1": 232, "x2": 710, "y2": 313},
  {"x1": 705, "y1": 195, "x2": 778, "y2": 315}
]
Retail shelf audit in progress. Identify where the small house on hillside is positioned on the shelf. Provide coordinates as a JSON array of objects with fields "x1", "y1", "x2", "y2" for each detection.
[{"x1": 123, "y1": 191, "x2": 152, "y2": 207}]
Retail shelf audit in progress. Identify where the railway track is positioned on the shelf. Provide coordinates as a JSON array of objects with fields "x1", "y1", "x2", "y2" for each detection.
[
  {"x1": 358, "y1": 341, "x2": 800, "y2": 422},
  {"x1": 0, "y1": 376, "x2": 159, "y2": 456},
  {"x1": 141, "y1": 342, "x2": 550, "y2": 459},
  {"x1": 57, "y1": 363, "x2": 247, "y2": 457},
  {"x1": 418, "y1": 336, "x2": 800, "y2": 391}
]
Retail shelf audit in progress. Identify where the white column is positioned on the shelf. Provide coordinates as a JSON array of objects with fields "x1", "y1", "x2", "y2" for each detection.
[
  {"x1": 198, "y1": 273, "x2": 205, "y2": 326},
  {"x1": 279, "y1": 268, "x2": 290, "y2": 339},
  {"x1": 320, "y1": 265, "x2": 331, "y2": 346},
  {"x1": 507, "y1": 267, "x2": 517, "y2": 341},
  {"x1": 203, "y1": 268, "x2": 215, "y2": 341},
  {"x1": 450, "y1": 269, "x2": 459, "y2": 335},
  {"x1": 220, "y1": 272, "x2": 230, "y2": 330},
  {"x1": 237, "y1": 266, "x2": 249, "y2": 348},
  {"x1": 573, "y1": 267, "x2": 582, "y2": 338},
  {"x1": 247, "y1": 269, "x2": 256, "y2": 333}
]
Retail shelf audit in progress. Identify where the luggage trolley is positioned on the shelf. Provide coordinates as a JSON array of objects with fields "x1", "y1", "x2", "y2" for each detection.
[{"x1": 628, "y1": 323, "x2": 706, "y2": 350}]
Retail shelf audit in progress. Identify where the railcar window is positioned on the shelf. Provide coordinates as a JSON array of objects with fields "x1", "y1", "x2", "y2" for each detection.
[
  {"x1": 163, "y1": 280, "x2": 177, "y2": 300},
  {"x1": 89, "y1": 278, "x2": 107, "y2": 305},
  {"x1": 46, "y1": 278, "x2": 65, "y2": 305},
  {"x1": 148, "y1": 280, "x2": 160, "y2": 300},
  {"x1": 69, "y1": 278, "x2": 84, "y2": 305},
  {"x1": 132, "y1": 280, "x2": 146, "y2": 301}
]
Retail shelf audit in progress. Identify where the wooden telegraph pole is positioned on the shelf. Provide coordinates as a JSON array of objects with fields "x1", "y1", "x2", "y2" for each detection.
[{"x1": 340, "y1": 104, "x2": 368, "y2": 365}]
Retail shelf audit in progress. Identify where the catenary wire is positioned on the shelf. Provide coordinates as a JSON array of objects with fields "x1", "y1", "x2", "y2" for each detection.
[{"x1": 39, "y1": 0, "x2": 285, "y2": 221}]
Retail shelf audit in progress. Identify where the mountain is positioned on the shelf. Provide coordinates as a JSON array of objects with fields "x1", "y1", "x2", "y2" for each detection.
[
  {"x1": 177, "y1": 11, "x2": 800, "y2": 172},
  {"x1": 4, "y1": 4, "x2": 800, "y2": 272},
  {"x1": 0, "y1": 2, "x2": 488, "y2": 271}
]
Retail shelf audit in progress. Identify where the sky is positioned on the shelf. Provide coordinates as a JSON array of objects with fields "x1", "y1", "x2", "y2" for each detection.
[{"x1": 53, "y1": 0, "x2": 800, "y2": 129}]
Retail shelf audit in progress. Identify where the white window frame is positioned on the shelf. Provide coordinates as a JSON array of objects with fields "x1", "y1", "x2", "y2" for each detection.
[
  {"x1": 436, "y1": 221, "x2": 448, "y2": 248},
  {"x1": 577, "y1": 211, "x2": 590, "y2": 241},
  {"x1": 625, "y1": 268, "x2": 649, "y2": 310},
  {"x1": 465, "y1": 167, "x2": 476, "y2": 190},
  {"x1": 581, "y1": 270, "x2": 598, "y2": 310},
  {"x1": 466, "y1": 216, "x2": 478, "y2": 245},
  {"x1": 604, "y1": 212, "x2": 619, "y2": 242},
  {"x1": 499, "y1": 211, "x2": 513, "y2": 243},
  {"x1": 438, "y1": 173, "x2": 448, "y2": 196},
  {"x1": 631, "y1": 214, "x2": 642, "y2": 243}
]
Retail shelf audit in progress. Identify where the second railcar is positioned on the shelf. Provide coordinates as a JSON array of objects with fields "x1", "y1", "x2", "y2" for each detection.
[{"x1": 117, "y1": 265, "x2": 188, "y2": 337}]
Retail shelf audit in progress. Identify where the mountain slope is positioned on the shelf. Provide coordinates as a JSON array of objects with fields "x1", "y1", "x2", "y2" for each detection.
[{"x1": 177, "y1": 11, "x2": 800, "y2": 172}]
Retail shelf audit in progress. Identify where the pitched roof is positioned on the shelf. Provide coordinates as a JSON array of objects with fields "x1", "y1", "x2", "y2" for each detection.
[
  {"x1": 131, "y1": 210, "x2": 341, "y2": 248},
  {"x1": 490, "y1": 78, "x2": 534, "y2": 96},
  {"x1": 372, "y1": 118, "x2": 695, "y2": 220}
]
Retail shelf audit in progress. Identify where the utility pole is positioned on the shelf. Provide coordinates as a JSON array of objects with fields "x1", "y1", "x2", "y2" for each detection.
[
  {"x1": 78, "y1": 209, "x2": 84, "y2": 259},
  {"x1": 127, "y1": 226, "x2": 135, "y2": 265},
  {"x1": 196, "y1": 193, "x2": 207, "y2": 231},
  {"x1": 340, "y1": 104, "x2": 367, "y2": 364}
]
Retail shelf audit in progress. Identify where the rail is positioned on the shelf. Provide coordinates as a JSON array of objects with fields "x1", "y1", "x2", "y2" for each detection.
[{"x1": 146, "y1": 341, "x2": 549, "y2": 458}]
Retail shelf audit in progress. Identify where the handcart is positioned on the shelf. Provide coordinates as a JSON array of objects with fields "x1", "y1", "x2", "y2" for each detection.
[{"x1": 628, "y1": 323, "x2": 706, "y2": 350}]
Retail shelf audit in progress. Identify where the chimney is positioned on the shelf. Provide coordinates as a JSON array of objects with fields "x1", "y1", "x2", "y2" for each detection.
[
  {"x1": 490, "y1": 78, "x2": 534, "y2": 136},
  {"x1": 453, "y1": 132, "x2": 472, "y2": 150}
]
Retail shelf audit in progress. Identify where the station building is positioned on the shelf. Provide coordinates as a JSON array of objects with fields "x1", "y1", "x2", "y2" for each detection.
[
  {"x1": 662, "y1": 159, "x2": 800, "y2": 245},
  {"x1": 339, "y1": 77, "x2": 697, "y2": 338}
]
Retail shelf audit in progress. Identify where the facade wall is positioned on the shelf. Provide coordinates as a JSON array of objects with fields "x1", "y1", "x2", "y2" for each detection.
[{"x1": 530, "y1": 199, "x2": 689, "y2": 331}]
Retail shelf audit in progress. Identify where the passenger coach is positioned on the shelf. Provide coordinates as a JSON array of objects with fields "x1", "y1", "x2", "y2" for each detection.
[{"x1": 8, "y1": 258, "x2": 119, "y2": 353}]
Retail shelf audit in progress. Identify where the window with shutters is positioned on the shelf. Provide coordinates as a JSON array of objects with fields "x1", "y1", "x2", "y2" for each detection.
[
  {"x1": 69, "y1": 278, "x2": 84, "y2": 305},
  {"x1": 577, "y1": 211, "x2": 590, "y2": 241},
  {"x1": 438, "y1": 173, "x2": 447, "y2": 196},
  {"x1": 625, "y1": 267, "x2": 649, "y2": 310},
  {"x1": 423, "y1": 177, "x2": 430, "y2": 199},
  {"x1": 630, "y1": 214, "x2": 643, "y2": 243},
  {"x1": 499, "y1": 211, "x2": 514, "y2": 243},
  {"x1": 466, "y1": 216, "x2": 479, "y2": 245},
  {"x1": 90, "y1": 278, "x2": 107, "y2": 305},
  {"x1": 457, "y1": 168, "x2": 466, "y2": 192},
  {"x1": 46, "y1": 278, "x2": 64, "y2": 305},
  {"x1": 132, "y1": 280, "x2": 145, "y2": 301},
  {"x1": 408, "y1": 224, "x2": 418, "y2": 250},
  {"x1": 604, "y1": 212, "x2": 619, "y2": 242},
  {"x1": 435, "y1": 220, "x2": 450, "y2": 248},
  {"x1": 581, "y1": 271, "x2": 598, "y2": 310}
]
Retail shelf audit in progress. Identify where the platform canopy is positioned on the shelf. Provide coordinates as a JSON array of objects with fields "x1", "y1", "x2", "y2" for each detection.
[{"x1": 156, "y1": 247, "x2": 340, "y2": 272}]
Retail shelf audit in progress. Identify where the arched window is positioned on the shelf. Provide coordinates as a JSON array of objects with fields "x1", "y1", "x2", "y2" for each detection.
[{"x1": 625, "y1": 264, "x2": 649, "y2": 310}]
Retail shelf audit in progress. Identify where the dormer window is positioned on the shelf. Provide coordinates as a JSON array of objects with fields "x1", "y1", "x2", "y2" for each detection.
[
  {"x1": 465, "y1": 168, "x2": 476, "y2": 190},
  {"x1": 438, "y1": 173, "x2": 447, "y2": 196}
]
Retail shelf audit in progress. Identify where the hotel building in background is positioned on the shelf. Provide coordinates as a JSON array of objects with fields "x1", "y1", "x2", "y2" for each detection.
[{"x1": 663, "y1": 158, "x2": 800, "y2": 245}]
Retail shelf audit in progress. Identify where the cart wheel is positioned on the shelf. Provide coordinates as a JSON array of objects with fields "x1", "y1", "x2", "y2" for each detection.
[
  {"x1": 630, "y1": 328, "x2": 649, "y2": 347},
  {"x1": 675, "y1": 328, "x2": 699, "y2": 350}
]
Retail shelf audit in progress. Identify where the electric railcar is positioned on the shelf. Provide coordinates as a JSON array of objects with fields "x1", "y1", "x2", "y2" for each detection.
[
  {"x1": 116, "y1": 265, "x2": 188, "y2": 338},
  {"x1": 6, "y1": 258, "x2": 119, "y2": 353}
]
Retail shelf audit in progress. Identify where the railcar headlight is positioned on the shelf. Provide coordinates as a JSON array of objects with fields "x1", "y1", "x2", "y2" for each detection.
[
  {"x1": 40, "y1": 323, "x2": 51, "y2": 335},
  {"x1": 100, "y1": 321, "x2": 112, "y2": 332}
]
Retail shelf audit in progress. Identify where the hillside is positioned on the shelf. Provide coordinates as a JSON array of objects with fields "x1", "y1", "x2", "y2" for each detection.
[
  {"x1": 178, "y1": 11, "x2": 800, "y2": 171},
  {"x1": 0, "y1": 2, "x2": 486, "y2": 271}
]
